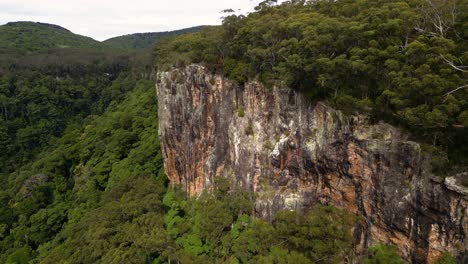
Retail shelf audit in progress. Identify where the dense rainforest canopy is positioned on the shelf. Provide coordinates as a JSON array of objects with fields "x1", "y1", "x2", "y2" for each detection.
[
  {"x1": 156, "y1": 0, "x2": 468, "y2": 173},
  {"x1": 0, "y1": 0, "x2": 464, "y2": 263}
]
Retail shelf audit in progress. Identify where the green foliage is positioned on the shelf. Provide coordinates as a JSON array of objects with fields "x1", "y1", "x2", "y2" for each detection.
[
  {"x1": 41, "y1": 177, "x2": 168, "y2": 263},
  {"x1": 273, "y1": 206, "x2": 357, "y2": 263},
  {"x1": 420, "y1": 144, "x2": 450, "y2": 174},
  {"x1": 263, "y1": 140, "x2": 274, "y2": 151},
  {"x1": 252, "y1": 246, "x2": 311, "y2": 264},
  {"x1": 6, "y1": 246, "x2": 32, "y2": 264},
  {"x1": 238, "y1": 106, "x2": 245, "y2": 117},
  {"x1": 0, "y1": 22, "x2": 176, "y2": 262},
  {"x1": 146, "y1": 175, "x2": 357, "y2": 263},
  {"x1": 231, "y1": 220, "x2": 277, "y2": 262},
  {"x1": 160, "y1": 182, "x2": 356, "y2": 264},
  {"x1": 0, "y1": 47, "x2": 133, "y2": 172},
  {"x1": 0, "y1": 22, "x2": 101, "y2": 51},
  {"x1": 364, "y1": 244, "x2": 404, "y2": 264},
  {"x1": 245, "y1": 124, "x2": 254, "y2": 136},
  {"x1": 103, "y1": 26, "x2": 205, "y2": 50},
  {"x1": 154, "y1": 26, "x2": 224, "y2": 71},
  {"x1": 0, "y1": 22, "x2": 204, "y2": 52},
  {"x1": 435, "y1": 251, "x2": 457, "y2": 264},
  {"x1": 0, "y1": 76, "x2": 166, "y2": 263}
]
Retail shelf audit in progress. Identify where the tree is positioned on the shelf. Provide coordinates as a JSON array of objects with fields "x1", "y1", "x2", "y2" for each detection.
[
  {"x1": 6, "y1": 247, "x2": 32, "y2": 264},
  {"x1": 364, "y1": 244, "x2": 404, "y2": 264},
  {"x1": 435, "y1": 251, "x2": 457, "y2": 264},
  {"x1": 417, "y1": 0, "x2": 458, "y2": 37}
]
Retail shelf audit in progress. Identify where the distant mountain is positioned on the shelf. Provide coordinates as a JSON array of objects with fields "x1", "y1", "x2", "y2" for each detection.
[
  {"x1": 0, "y1": 21, "x2": 101, "y2": 51},
  {"x1": 0, "y1": 22, "x2": 206, "y2": 52},
  {"x1": 102, "y1": 26, "x2": 206, "y2": 50}
]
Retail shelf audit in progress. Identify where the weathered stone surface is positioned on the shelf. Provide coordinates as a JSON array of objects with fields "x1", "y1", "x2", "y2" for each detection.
[
  {"x1": 157, "y1": 65, "x2": 467, "y2": 263},
  {"x1": 19, "y1": 174, "x2": 49, "y2": 199}
]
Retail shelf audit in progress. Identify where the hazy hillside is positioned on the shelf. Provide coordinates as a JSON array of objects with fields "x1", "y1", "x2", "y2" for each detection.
[
  {"x1": 0, "y1": 22, "x2": 205, "y2": 52},
  {"x1": 0, "y1": 22, "x2": 102, "y2": 51},
  {"x1": 102, "y1": 26, "x2": 205, "y2": 50}
]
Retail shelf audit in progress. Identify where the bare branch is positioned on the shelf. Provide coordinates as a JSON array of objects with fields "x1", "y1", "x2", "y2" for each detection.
[
  {"x1": 440, "y1": 54, "x2": 468, "y2": 72},
  {"x1": 443, "y1": 84, "x2": 468, "y2": 101},
  {"x1": 418, "y1": 0, "x2": 458, "y2": 37}
]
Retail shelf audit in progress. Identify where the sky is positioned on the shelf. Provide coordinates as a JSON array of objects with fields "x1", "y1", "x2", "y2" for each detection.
[{"x1": 0, "y1": 0, "x2": 266, "y2": 41}]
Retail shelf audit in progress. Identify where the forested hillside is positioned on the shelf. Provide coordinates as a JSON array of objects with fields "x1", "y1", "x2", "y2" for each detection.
[
  {"x1": 0, "y1": 22, "x2": 102, "y2": 51},
  {"x1": 0, "y1": 22, "x2": 205, "y2": 52},
  {"x1": 156, "y1": 0, "x2": 468, "y2": 174},
  {"x1": 0, "y1": 48, "x2": 133, "y2": 172}
]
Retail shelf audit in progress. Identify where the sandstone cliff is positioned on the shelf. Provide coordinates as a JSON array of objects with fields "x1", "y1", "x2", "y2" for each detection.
[{"x1": 156, "y1": 65, "x2": 467, "y2": 263}]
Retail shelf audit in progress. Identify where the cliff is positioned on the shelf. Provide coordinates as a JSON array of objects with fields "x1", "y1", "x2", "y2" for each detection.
[{"x1": 156, "y1": 65, "x2": 467, "y2": 263}]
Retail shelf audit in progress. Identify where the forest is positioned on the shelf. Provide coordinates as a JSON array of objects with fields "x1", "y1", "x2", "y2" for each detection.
[
  {"x1": 0, "y1": 46, "x2": 391, "y2": 263},
  {"x1": 0, "y1": 0, "x2": 465, "y2": 263}
]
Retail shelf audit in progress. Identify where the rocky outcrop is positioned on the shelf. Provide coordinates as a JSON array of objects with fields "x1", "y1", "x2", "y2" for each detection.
[{"x1": 156, "y1": 65, "x2": 467, "y2": 263}]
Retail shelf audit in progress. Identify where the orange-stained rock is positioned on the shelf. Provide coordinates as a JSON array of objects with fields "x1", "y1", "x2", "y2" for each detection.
[{"x1": 157, "y1": 65, "x2": 467, "y2": 263}]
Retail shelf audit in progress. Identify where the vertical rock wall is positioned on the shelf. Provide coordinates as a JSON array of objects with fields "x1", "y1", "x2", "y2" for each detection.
[{"x1": 157, "y1": 65, "x2": 467, "y2": 263}]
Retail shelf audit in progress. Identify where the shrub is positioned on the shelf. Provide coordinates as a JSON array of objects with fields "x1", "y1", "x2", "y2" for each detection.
[
  {"x1": 364, "y1": 244, "x2": 403, "y2": 264},
  {"x1": 435, "y1": 251, "x2": 457, "y2": 264},
  {"x1": 6, "y1": 247, "x2": 32, "y2": 264},
  {"x1": 245, "y1": 124, "x2": 254, "y2": 136},
  {"x1": 263, "y1": 140, "x2": 274, "y2": 151},
  {"x1": 209, "y1": 77, "x2": 216, "y2": 85},
  {"x1": 420, "y1": 144, "x2": 450, "y2": 175},
  {"x1": 238, "y1": 106, "x2": 245, "y2": 117}
]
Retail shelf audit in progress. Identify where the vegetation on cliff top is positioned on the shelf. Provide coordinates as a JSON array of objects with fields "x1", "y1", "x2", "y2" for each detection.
[{"x1": 155, "y1": 0, "x2": 468, "y2": 173}]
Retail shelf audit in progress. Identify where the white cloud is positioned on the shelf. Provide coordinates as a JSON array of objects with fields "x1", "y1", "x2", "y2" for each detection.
[{"x1": 0, "y1": 0, "x2": 264, "y2": 41}]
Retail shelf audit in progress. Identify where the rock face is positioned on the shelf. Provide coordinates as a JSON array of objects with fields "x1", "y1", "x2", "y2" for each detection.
[{"x1": 156, "y1": 65, "x2": 467, "y2": 263}]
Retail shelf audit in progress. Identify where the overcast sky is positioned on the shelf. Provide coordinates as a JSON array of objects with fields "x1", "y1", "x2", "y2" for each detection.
[{"x1": 0, "y1": 0, "x2": 266, "y2": 41}]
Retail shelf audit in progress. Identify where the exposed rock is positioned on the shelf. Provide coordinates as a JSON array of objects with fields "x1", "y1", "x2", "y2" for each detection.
[
  {"x1": 157, "y1": 65, "x2": 467, "y2": 263},
  {"x1": 445, "y1": 174, "x2": 468, "y2": 195},
  {"x1": 19, "y1": 174, "x2": 49, "y2": 198}
]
